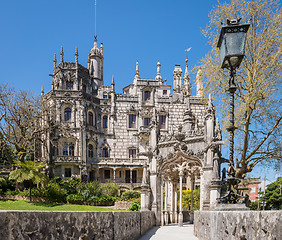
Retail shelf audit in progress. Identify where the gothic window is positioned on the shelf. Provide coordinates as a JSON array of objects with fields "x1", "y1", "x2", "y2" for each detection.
[
  {"x1": 83, "y1": 84, "x2": 87, "y2": 92},
  {"x1": 88, "y1": 112, "x2": 94, "y2": 126},
  {"x1": 144, "y1": 91, "x2": 151, "y2": 101},
  {"x1": 163, "y1": 90, "x2": 167, "y2": 95},
  {"x1": 64, "y1": 108, "x2": 71, "y2": 121},
  {"x1": 102, "y1": 147, "x2": 109, "y2": 158},
  {"x1": 102, "y1": 115, "x2": 108, "y2": 129},
  {"x1": 63, "y1": 142, "x2": 74, "y2": 156},
  {"x1": 65, "y1": 168, "x2": 72, "y2": 178},
  {"x1": 69, "y1": 143, "x2": 74, "y2": 156},
  {"x1": 129, "y1": 148, "x2": 137, "y2": 158},
  {"x1": 66, "y1": 81, "x2": 73, "y2": 90},
  {"x1": 129, "y1": 114, "x2": 136, "y2": 128},
  {"x1": 63, "y1": 143, "x2": 68, "y2": 156},
  {"x1": 88, "y1": 144, "x2": 94, "y2": 158},
  {"x1": 144, "y1": 117, "x2": 151, "y2": 127},
  {"x1": 159, "y1": 115, "x2": 166, "y2": 129}
]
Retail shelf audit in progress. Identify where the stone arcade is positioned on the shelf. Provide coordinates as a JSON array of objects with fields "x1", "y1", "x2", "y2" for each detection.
[{"x1": 41, "y1": 36, "x2": 224, "y2": 224}]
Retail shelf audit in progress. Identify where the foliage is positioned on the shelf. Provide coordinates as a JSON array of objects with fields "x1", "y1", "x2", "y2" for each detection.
[
  {"x1": 260, "y1": 177, "x2": 282, "y2": 210},
  {"x1": 66, "y1": 194, "x2": 84, "y2": 203},
  {"x1": 249, "y1": 201, "x2": 260, "y2": 210},
  {"x1": 197, "y1": 0, "x2": 282, "y2": 178},
  {"x1": 179, "y1": 188, "x2": 200, "y2": 210},
  {"x1": 45, "y1": 182, "x2": 67, "y2": 202},
  {"x1": 128, "y1": 202, "x2": 140, "y2": 211},
  {"x1": 102, "y1": 181, "x2": 119, "y2": 197},
  {"x1": 0, "y1": 175, "x2": 15, "y2": 193},
  {"x1": 121, "y1": 190, "x2": 141, "y2": 201}
]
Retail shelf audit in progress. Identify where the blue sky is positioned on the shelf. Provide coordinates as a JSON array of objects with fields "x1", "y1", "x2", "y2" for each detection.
[{"x1": 0, "y1": 0, "x2": 280, "y2": 183}]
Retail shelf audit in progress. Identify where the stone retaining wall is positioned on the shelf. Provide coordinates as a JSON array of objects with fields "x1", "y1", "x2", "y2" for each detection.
[
  {"x1": 0, "y1": 210, "x2": 155, "y2": 240},
  {"x1": 194, "y1": 210, "x2": 282, "y2": 240}
]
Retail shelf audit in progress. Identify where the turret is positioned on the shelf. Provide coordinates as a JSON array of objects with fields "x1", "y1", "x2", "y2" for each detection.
[{"x1": 88, "y1": 36, "x2": 104, "y2": 88}]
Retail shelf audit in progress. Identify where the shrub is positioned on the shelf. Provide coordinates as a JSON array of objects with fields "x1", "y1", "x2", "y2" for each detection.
[
  {"x1": 121, "y1": 190, "x2": 140, "y2": 201},
  {"x1": 86, "y1": 181, "x2": 102, "y2": 197},
  {"x1": 66, "y1": 194, "x2": 84, "y2": 203},
  {"x1": 63, "y1": 177, "x2": 82, "y2": 195},
  {"x1": 129, "y1": 202, "x2": 140, "y2": 211},
  {"x1": 0, "y1": 176, "x2": 15, "y2": 193},
  {"x1": 102, "y1": 181, "x2": 119, "y2": 197},
  {"x1": 45, "y1": 182, "x2": 67, "y2": 202}
]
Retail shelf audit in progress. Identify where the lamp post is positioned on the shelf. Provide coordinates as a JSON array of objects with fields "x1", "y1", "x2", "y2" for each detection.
[{"x1": 217, "y1": 18, "x2": 250, "y2": 203}]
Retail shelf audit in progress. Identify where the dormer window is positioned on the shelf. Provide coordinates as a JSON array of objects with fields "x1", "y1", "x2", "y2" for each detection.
[
  {"x1": 144, "y1": 91, "x2": 151, "y2": 101},
  {"x1": 102, "y1": 147, "x2": 109, "y2": 158},
  {"x1": 163, "y1": 90, "x2": 167, "y2": 95},
  {"x1": 66, "y1": 81, "x2": 73, "y2": 90}
]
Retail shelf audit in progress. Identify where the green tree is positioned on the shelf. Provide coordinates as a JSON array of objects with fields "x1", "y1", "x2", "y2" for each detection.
[
  {"x1": 260, "y1": 177, "x2": 282, "y2": 210},
  {"x1": 9, "y1": 160, "x2": 46, "y2": 201},
  {"x1": 197, "y1": 0, "x2": 281, "y2": 178}
]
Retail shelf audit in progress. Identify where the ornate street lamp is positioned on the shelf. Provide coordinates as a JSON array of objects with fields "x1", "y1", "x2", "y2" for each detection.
[{"x1": 217, "y1": 18, "x2": 250, "y2": 203}]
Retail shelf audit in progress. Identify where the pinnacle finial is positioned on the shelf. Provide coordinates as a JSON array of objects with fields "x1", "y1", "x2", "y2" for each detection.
[
  {"x1": 75, "y1": 47, "x2": 78, "y2": 63},
  {"x1": 111, "y1": 75, "x2": 115, "y2": 85},
  {"x1": 135, "y1": 60, "x2": 140, "y2": 77},
  {"x1": 208, "y1": 94, "x2": 212, "y2": 107},
  {"x1": 156, "y1": 60, "x2": 162, "y2": 80},
  {"x1": 94, "y1": 35, "x2": 98, "y2": 48},
  {"x1": 41, "y1": 86, "x2": 44, "y2": 95},
  {"x1": 60, "y1": 46, "x2": 64, "y2": 63},
  {"x1": 100, "y1": 43, "x2": 103, "y2": 54},
  {"x1": 53, "y1": 53, "x2": 57, "y2": 69}
]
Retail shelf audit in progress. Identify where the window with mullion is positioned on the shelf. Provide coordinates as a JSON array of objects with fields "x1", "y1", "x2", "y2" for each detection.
[{"x1": 144, "y1": 117, "x2": 151, "y2": 127}]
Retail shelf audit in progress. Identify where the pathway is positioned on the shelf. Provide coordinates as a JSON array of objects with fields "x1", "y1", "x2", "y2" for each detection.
[{"x1": 138, "y1": 223, "x2": 198, "y2": 240}]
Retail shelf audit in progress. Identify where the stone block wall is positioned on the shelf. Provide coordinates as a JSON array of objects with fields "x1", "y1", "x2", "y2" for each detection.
[
  {"x1": 194, "y1": 210, "x2": 282, "y2": 240},
  {"x1": 0, "y1": 210, "x2": 155, "y2": 240}
]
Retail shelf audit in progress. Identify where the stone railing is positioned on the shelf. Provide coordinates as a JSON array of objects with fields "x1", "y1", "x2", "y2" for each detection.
[
  {"x1": 194, "y1": 210, "x2": 282, "y2": 240},
  {"x1": 53, "y1": 156, "x2": 81, "y2": 163},
  {"x1": 97, "y1": 158, "x2": 145, "y2": 165},
  {"x1": 0, "y1": 211, "x2": 155, "y2": 240}
]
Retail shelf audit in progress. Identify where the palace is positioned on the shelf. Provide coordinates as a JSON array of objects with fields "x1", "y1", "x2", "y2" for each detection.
[{"x1": 41, "y1": 35, "x2": 223, "y2": 224}]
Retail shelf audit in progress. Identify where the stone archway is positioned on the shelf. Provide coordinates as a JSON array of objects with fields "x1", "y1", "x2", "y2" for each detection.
[{"x1": 159, "y1": 151, "x2": 203, "y2": 226}]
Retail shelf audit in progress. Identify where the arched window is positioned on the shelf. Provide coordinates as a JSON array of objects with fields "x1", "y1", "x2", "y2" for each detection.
[
  {"x1": 69, "y1": 143, "x2": 74, "y2": 156},
  {"x1": 88, "y1": 112, "x2": 94, "y2": 126},
  {"x1": 66, "y1": 81, "x2": 73, "y2": 90},
  {"x1": 144, "y1": 117, "x2": 151, "y2": 127},
  {"x1": 102, "y1": 147, "x2": 109, "y2": 158},
  {"x1": 102, "y1": 115, "x2": 108, "y2": 129},
  {"x1": 63, "y1": 142, "x2": 74, "y2": 156},
  {"x1": 88, "y1": 144, "x2": 94, "y2": 158},
  {"x1": 64, "y1": 108, "x2": 71, "y2": 121},
  {"x1": 63, "y1": 142, "x2": 68, "y2": 156}
]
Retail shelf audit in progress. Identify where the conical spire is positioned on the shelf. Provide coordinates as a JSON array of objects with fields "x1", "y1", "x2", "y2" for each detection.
[
  {"x1": 60, "y1": 46, "x2": 64, "y2": 63},
  {"x1": 41, "y1": 86, "x2": 44, "y2": 96}
]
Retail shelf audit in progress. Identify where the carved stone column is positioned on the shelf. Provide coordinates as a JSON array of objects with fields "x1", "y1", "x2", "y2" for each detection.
[
  {"x1": 178, "y1": 169, "x2": 184, "y2": 227},
  {"x1": 160, "y1": 178, "x2": 164, "y2": 226},
  {"x1": 164, "y1": 180, "x2": 169, "y2": 225}
]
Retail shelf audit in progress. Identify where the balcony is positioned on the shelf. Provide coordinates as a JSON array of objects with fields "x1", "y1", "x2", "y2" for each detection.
[
  {"x1": 96, "y1": 158, "x2": 145, "y2": 166},
  {"x1": 53, "y1": 156, "x2": 81, "y2": 163}
]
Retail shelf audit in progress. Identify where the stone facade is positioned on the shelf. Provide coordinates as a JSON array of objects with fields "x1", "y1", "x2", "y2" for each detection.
[
  {"x1": 41, "y1": 36, "x2": 223, "y2": 223},
  {"x1": 0, "y1": 210, "x2": 155, "y2": 240},
  {"x1": 194, "y1": 210, "x2": 282, "y2": 240}
]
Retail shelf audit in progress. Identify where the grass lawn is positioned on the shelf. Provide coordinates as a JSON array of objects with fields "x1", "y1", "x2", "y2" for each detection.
[{"x1": 0, "y1": 199, "x2": 119, "y2": 211}]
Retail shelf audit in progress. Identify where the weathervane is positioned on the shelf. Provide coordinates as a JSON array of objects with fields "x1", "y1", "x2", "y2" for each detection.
[{"x1": 184, "y1": 47, "x2": 192, "y2": 61}]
